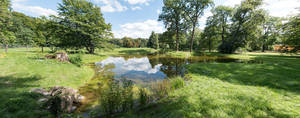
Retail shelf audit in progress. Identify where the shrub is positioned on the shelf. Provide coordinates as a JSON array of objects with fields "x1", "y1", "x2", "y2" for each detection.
[
  {"x1": 170, "y1": 77, "x2": 185, "y2": 90},
  {"x1": 69, "y1": 55, "x2": 82, "y2": 66},
  {"x1": 138, "y1": 88, "x2": 151, "y2": 107},
  {"x1": 100, "y1": 79, "x2": 134, "y2": 115},
  {"x1": 151, "y1": 80, "x2": 171, "y2": 99}
]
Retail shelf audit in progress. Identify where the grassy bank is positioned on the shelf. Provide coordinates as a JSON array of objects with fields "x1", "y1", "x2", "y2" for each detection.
[
  {"x1": 118, "y1": 53, "x2": 300, "y2": 118},
  {"x1": 0, "y1": 48, "x2": 299, "y2": 117},
  {"x1": 0, "y1": 47, "x2": 157, "y2": 117}
]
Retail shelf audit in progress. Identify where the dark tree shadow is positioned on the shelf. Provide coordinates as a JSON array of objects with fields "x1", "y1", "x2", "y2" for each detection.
[
  {"x1": 0, "y1": 75, "x2": 53, "y2": 117},
  {"x1": 115, "y1": 94, "x2": 291, "y2": 118},
  {"x1": 118, "y1": 49, "x2": 154, "y2": 55},
  {"x1": 186, "y1": 54, "x2": 300, "y2": 94}
]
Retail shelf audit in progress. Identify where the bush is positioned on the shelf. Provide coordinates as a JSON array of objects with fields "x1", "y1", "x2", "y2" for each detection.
[
  {"x1": 138, "y1": 88, "x2": 151, "y2": 107},
  {"x1": 69, "y1": 55, "x2": 82, "y2": 66},
  {"x1": 151, "y1": 80, "x2": 171, "y2": 99},
  {"x1": 170, "y1": 77, "x2": 185, "y2": 90},
  {"x1": 100, "y1": 79, "x2": 134, "y2": 115}
]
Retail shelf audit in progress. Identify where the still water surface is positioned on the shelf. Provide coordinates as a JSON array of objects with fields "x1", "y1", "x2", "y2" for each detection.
[{"x1": 94, "y1": 55, "x2": 242, "y2": 84}]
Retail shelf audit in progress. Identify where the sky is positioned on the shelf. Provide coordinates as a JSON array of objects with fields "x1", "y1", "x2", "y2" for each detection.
[{"x1": 11, "y1": 0, "x2": 300, "y2": 38}]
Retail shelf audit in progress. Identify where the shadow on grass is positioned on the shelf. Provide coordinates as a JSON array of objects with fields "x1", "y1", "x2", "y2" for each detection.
[
  {"x1": 118, "y1": 49, "x2": 154, "y2": 55},
  {"x1": 117, "y1": 94, "x2": 291, "y2": 118},
  {"x1": 0, "y1": 75, "x2": 53, "y2": 117},
  {"x1": 186, "y1": 54, "x2": 300, "y2": 94}
]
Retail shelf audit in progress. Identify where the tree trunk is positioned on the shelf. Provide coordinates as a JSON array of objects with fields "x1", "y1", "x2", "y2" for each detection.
[
  {"x1": 262, "y1": 43, "x2": 265, "y2": 52},
  {"x1": 41, "y1": 47, "x2": 44, "y2": 53},
  {"x1": 222, "y1": 25, "x2": 225, "y2": 45},
  {"x1": 176, "y1": 23, "x2": 179, "y2": 52},
  {"x1": 208, "y1": 38, "x2": 212, "y2": 52},
  {"x1": 5, "y1": 44, "x2": 8, "y2": 53},
  {"x1": 190, "y1": 23, "x2": 196, "y2": 52},
  {"x1": 26, "y1": 45, "x2": 29, "y2": 51}
]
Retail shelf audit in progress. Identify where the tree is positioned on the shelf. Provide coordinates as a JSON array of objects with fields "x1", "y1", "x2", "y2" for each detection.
[
  {"x1": 203, "y1": 6, "x2": 232, "y2": 52},
  {"x1": 122, "y1": 37, "x2": 134, "y2": 48},
  {"x1": 159, "y1": 0, "x2": 186, "y2": 51},
  {"x1": 55, "y1": 0, "x2": 112, "y2": 53},
  {"x1": 183, "y1": 0, "x2": 214, "y2": 52},
  {"x1": 283, "y1": 11, "x2": 300, "y2": 47},
  {"x1": 0, "y1": 0, "x2": 15, "y2": 53},
  {"x1": 219, "y1": 0, "x2": 265, "y2": 53},
  {"x1": 260, "y1": 16, "x2": 282, "y2": 52},
  {"x1": 148, "y1": 31, "x2": 159, "y2": 49}
]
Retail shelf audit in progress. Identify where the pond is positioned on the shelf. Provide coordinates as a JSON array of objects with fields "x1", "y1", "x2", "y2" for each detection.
[
  {"x1": 94, "y1": 55, "x2": 252, "y2": 84},
  {"x1": 77, "y1": 55, "x2": 262, "y2": 112}
]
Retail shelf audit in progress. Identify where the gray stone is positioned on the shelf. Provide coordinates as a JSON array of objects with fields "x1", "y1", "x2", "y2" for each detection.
[
  {"x1": 31, "y1": 86, "x2": 84, "y2": 114},
  {"x1": 31, "y1": 88, "x2": 50, "y2": 96}
]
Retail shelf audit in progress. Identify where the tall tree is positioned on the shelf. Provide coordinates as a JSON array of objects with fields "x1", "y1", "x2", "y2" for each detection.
[
  {"x1": 203, "y1": 6, "x2": 232, "y2": 52},
  {"x1": 159, "y1": 0, "x2": 186, "y2": 51},
  {"x1": 148, "y1": 31, "x2": 159, "y2": 49},
  {"x1": 0, "y1": 0, "x2": 15, "y2": 53},
  {"x1": 283, "y1": 11, "x2": 300, "y2": 47},
  {"x1": 219, "y1": 0, "x2": 265, "y2": 53},
  {"x1": 55, "y1": 0, "x2": 112, "y2": 53},
  {"x1": 183, "y1": 0, "x2": 214, "y2": 52},
  {"x1": 260, "y1": 16, "x2": 282, "y2": 52}
]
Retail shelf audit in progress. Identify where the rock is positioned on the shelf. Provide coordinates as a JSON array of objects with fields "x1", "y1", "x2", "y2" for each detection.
[
  {"x1": 45, "y1": 54, "x2": 56, "y2": 59},
  {"x1": 38, "y1": 98, "x2": 49, "y2": 103},
  {"x1": 56, "y1": 52, "x2": 69, "y2": 62},
  {"x1": 31, "y1": 86, "x2": 84, "y2": 114},
  {"x1": 31, "y1": 88, "x2": 50, "y2": 96}
]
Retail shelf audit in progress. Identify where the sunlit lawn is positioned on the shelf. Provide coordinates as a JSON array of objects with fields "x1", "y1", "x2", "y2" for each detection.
[{"x1": 0, "y1": 48, "x2": 299, "y2": 117}]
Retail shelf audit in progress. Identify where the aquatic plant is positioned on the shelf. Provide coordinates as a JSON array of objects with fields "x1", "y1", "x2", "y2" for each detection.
[
  {"x1": 170, "y1": 77, "x2": 185, "y2": 90},
  {"x1": 99, "y1": 79, "x2": 135, "y2": 115},
  {"x1": 138, "y1": 88, "x2": 151, "y2": 107}
]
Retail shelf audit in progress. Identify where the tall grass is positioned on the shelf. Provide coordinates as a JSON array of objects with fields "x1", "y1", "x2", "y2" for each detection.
[{"x1": 99, "y1": 79, "x2": 134, "y2": 115}]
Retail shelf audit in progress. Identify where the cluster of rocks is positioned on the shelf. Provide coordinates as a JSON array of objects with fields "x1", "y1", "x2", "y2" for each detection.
[
  {"x1": 45, "y1": 52, "x2": 69, "y2": 62},
  {"x1": 31, "y1": 86, "x2": 84, "y2": 113}
]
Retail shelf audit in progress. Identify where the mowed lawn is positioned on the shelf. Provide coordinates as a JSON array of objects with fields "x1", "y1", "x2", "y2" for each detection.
[
  {"x1": 0, "y1": 48, "x2": 299, "y2": 118},
  {"x1": 0, "y1": 48, "x2": 156, "y2": 117},
  {"x1": 118, "y1": 53, "x2": 300, "y2": 118}
]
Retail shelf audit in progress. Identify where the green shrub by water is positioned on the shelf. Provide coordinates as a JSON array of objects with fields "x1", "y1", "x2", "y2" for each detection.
[
  {"x1": 170, "y1": 77, "x2": 185, "y2": 90},
  {"x1": 138, "y1": 88, "x2": 151, "y2": 107},
  {"x1": 100, "y1": 79, "x2": 134, "y2": 115},
  {"x1": 69, "y1": 55, "x2": 83, "y2": 66}
]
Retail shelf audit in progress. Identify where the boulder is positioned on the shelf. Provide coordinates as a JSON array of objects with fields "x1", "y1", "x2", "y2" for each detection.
[
  {"x1": 56, "y1": 52, "x2": 69, "y2": 62},
  {"x1": 31, "y1": 88, "x2": 50, "y2": 96},
  {"x1": 45, "y1": 54, "x2": 56, "y2": 59},
  {"x1": 31, "y1": 86, "x2": 84, "y2": 113}
]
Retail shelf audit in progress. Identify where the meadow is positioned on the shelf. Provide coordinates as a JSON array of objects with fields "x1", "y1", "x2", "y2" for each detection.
[{"x1": 0, "y1": 48, "x2": 299, "y2": 117}]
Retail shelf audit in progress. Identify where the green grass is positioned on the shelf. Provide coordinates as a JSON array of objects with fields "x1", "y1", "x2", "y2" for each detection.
[
  {"x1": 0, "y1": 47, "x2": 157, "y2": 117},
  {"x1": 117, "y1": 53, "x2": 300, "y2": 118},
  {"x1": 1, "y1": 48, "x2": 299, "y2": 118}
]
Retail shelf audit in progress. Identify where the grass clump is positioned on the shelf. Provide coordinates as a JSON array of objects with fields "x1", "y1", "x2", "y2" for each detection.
[
  {"x1": 100, "y1": 79, "x2": 134, "y2": 115},
  {"x1": 69, "y1": 55, "x2": 83, "y2": 66}
]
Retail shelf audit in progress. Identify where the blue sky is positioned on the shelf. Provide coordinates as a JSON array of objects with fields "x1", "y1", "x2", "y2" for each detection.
[{"x1": 12, "y1": 0, "x2": 300, "y2": 38}]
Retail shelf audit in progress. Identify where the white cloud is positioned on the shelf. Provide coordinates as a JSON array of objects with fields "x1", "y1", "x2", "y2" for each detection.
[
  {"x1": 12, "y1": 0, "x2": 57, "y2": 17},
  {"x1": 219, "y1": 0, "x2": 300, "y2": 17},
  {"x1": 95, "y1": 0, "x2": 128, "y2": 12},
  {"x1": 113, "y1": 20, "x2": 165, "y2": 38},
  {"x1": 96, "y1": 57, "x2": 163, "y2": 74},
  {"x1": 197, "y1": 0, "x2": 300, "y2": 29},
  {"x1": 156, "y1": 9, "x2": 161, "y2": 14},
  {"x1": 125, "y1": 0, "x2": 150, "y2": 5},
  {"x1": 131, "y1": 6, "x2": 142, "y2": 11},
  {"x1": 263, "y1": 0, "x2": 300, "y2": 17}
]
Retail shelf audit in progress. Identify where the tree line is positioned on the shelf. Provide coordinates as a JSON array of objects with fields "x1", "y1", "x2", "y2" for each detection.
[
  {"x1": 156, "y1": 0, "x2": 299, "y2": 53},
  {"x1": 0, "y1": 0, "x2": 112, "y2": 54},
  {"x1": 1, "y1": 0, "x2": 299, "y2": 54}
]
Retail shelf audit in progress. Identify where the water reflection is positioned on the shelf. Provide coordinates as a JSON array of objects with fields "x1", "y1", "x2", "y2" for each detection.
[
  {"x1": 95, "y1": 57, "x2": 166, "y2": 84},
  {"x1": 94, "y1": 56, "x2": 243, "y2": 84}
]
